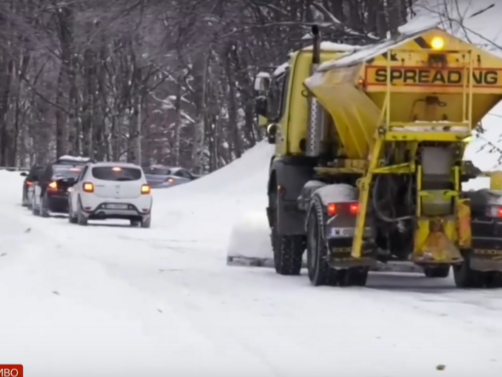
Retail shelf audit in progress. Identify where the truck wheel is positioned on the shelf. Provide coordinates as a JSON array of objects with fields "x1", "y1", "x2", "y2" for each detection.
[
  {"x1": 271, "y1": 228, "x2": 304, "y2": 275},
  {"x1": 423, "y1": 265, "x2": 450, "y2": 278},
  {"x1": 453, "y1": 256, "x2": 483, "y2": 288},
  {"x1": 484, "y1": 271, "x2": 502, "y2": 288},
  {"x1": 269, "y1": 184, "x2": 304, "y2": 276},
  {"x1": 306, "y1": 201, "x2": 337, "y2": 285}
]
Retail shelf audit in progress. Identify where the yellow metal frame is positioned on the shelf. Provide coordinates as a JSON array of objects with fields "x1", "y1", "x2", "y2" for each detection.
[{"x1": 351, "y1": 48, "x2": 475, "y2": 260}]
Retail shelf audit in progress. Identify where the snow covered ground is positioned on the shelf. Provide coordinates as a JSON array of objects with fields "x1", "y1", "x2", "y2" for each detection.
[{"x1": 1, "y1": 146, "x2": 502, "y2": 376}]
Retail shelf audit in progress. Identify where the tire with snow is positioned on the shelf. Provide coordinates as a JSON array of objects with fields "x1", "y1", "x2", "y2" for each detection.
[
  {"x1": 423, "y1": 266, "x2": 450, "y2": 278},
  {"x1": 141, "y1": 216, "x2": 151, "y2": 228},
  {"x1": 77, "y1": 199, "x2": 88, "y2": 226},
  {"x1": 453, "y1": 255, "x2": 483, "y2": 288},
  {"x1": 68, "y1": 200, "x2": 78, "y2": 224},
  {"x1": 268, "y1": 183, "x2": 304, "y2": 276},
  {"x1": 306, "y1": 198, "x2": 337, "y2": 286},
  {"x1": 271, "y1": 227, "x2": 304, "y2": 275},
  {"x1": 40, "y1": 193, "x2": 49, "y2": 218},
  {"x1": 32, "y1": 203, "x2": 39, "y2": 216},
  {"x1": 484, "y1": 271, "x2": 502, "y2": 288}
]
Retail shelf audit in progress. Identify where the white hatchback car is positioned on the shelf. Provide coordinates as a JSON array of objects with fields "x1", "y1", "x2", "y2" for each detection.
[{"x1": 68, "y1": 162, "x2": 153, "y2": 227}]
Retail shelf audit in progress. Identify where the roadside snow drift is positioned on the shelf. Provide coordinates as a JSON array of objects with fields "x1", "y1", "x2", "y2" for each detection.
[
  {"x1": 226, "y1": 209, "x2": 272, "y2": 265},
  {"x1": 152, "y1": 142, "x2": 275, "y2": 262}
]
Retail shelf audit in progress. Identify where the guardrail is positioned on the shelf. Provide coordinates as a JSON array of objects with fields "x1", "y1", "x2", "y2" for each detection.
[{"x1": 0, "y1": 166, "x2": 29, "y2": 172}]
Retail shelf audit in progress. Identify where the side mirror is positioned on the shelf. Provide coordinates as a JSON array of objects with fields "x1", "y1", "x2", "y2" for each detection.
[
  {"x1": 254, "y1": 73, "x2": 270, "y2": 92},
  {"x1": 266, "y1": 123, "x2": 278, "y2": 144},
  {"x1": 20, "y1": 172, "x2": 28, "y2": 177}
]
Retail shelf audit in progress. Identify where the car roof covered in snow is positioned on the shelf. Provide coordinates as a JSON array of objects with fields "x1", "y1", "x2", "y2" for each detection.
[
  {"x1": 92, "y1": 162, "x2": 140, "y2": 168},
  {"x1": 57, "y1": 155, "x2": 93, "y2": 163}
]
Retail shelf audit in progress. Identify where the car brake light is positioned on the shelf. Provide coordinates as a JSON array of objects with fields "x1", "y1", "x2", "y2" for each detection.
[
  {"x1": 26, "y1": 181, "x2": 33, "y2": 186},
  {"x1": 486, "y1": 206, "x2": 502, "y2": 218},
  {"x1": 83, "y1": 182, "x2": 94, "y2": 193},
  {"x1": 141, "y1": 184, "x2": 150, "y2": 194},
  {"x1": 48, "y1": 181, "x2": 58, "y2": 191},
  {"x1": 327, "y1": 202, "x2": 359, "y2": 217},
  {"x1": 112, "y1": 167, "x2": 121, "y2": 171}
]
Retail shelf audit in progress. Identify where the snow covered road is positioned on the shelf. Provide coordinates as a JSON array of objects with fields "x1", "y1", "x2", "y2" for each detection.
[{"x1": 1, "y1": 148, "x2": 502, "y2": 376}]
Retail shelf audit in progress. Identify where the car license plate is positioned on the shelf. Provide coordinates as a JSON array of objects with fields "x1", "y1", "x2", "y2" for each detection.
[{"x1": 106, "y1": 204, "x2": 128, "y2": 209}]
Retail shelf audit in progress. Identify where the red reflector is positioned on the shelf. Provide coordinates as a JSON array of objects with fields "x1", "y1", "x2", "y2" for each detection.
[
  {"x1": 327, "y1": 203, "x2": 337, "y2": 216},
  {"x1": 349, "y1": 203, "x2": 359, "y2": 215},
  {"x1": 486, "y1": 206, "x2": 502, "y2": 218}
]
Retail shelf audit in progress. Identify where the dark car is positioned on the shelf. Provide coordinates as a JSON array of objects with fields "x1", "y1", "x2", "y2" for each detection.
[
  {"x1": 20, "y1": 164, "x2": 45, "y2": 208},
  {"x1": 144, "y1": 165, "x2": 200, "y2": 188},
  {"x1": 32, "y1": 156, "x2": 92, "y2": 217}
]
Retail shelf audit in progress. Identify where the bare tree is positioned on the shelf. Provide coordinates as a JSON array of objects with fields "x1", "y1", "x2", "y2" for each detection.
[{"x1": 0, "y1": 0, "x2": 416, "y2": 171}]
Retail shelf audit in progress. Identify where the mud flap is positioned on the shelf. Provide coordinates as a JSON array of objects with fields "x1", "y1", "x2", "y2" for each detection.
[
  {"x1": 412, "y1": 218, "x2": 463, "y2": 264},
  {"x1": 226, "y1": 255, "x2": 307, "y2": 268}
]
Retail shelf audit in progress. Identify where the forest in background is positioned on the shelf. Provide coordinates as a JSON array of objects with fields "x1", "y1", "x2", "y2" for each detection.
[{"x1": 0, "y1": 0, "x2": 447, "y2": 172}]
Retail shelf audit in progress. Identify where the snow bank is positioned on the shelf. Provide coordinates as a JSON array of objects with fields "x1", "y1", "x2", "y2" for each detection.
[{"x1": 151, "y1": 142, "x2": 275, "y2": 262}]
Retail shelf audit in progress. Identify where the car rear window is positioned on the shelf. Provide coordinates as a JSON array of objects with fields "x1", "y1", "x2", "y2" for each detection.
[
  {"x1": 57, "y1": 160, "x2": 88, "y2": 166},
  {"x1": 52, "y1": 165, "x2": 82, "y2": 178},
  {"x1": 92, "y1": 167, "x2": 142, "y2": 181}
]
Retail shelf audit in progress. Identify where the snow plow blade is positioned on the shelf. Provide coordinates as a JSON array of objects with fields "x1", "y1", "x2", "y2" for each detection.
[{"x1": 226, "y1": 256, "x2": 276, "y2": 268}]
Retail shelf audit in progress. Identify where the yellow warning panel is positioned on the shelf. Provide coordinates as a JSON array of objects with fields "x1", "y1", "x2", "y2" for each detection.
[{"x1": 365, "y1": 66, "x2": 502, "y2": 87}]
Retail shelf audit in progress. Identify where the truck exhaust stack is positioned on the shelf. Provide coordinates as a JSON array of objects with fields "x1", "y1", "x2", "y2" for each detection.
[{"x1": 305, "y1": 25, "x2": 328, "y2": 157}]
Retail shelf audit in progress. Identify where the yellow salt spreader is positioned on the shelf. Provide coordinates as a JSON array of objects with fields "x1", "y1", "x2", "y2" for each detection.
[{"x1": 252, "y1": 24, "x2": 502, "y2": 287}]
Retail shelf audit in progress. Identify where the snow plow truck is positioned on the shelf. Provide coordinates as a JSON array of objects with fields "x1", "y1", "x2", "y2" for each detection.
[{"x1": 252, "y1": 24, "x2": 502, "y2": 288}]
